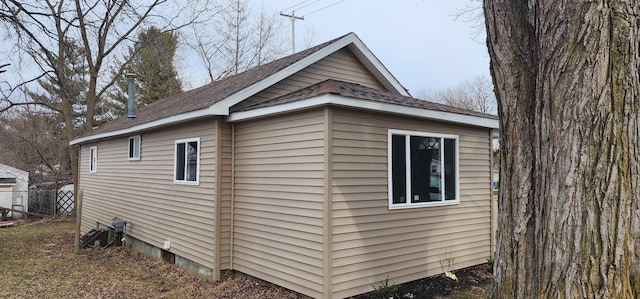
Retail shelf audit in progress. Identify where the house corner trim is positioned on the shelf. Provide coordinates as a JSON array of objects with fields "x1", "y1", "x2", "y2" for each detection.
[
  {"x1": 322, "y1": 106, "x2": 334, "y2": 298},
  {"x1": 214, "y1": 117, "x2": 223, "y2": 280}
]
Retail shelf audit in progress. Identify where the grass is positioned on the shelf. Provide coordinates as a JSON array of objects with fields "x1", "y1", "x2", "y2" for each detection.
[
  {"x1": 0, "y1": 217, "x2": 308, "y2": 299},
  {"x1": 0, "y1": 218, "x2": 491, "y2": 298},
  {"x1": 438, "y1": 286, "x2": 490, "y2": 299}
]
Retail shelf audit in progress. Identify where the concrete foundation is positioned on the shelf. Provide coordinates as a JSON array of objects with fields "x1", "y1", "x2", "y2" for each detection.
[{"x1": 125, "y1": 235, "x2": 215, "y2": 278}]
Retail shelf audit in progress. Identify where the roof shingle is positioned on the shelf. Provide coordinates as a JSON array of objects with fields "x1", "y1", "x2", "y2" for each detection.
[
  {"x1": 81, "y1": 33, "x2": 350, "y2": 138},
  {"x1": 237, "y1": 79, "x2": 497, "y2": 119}
]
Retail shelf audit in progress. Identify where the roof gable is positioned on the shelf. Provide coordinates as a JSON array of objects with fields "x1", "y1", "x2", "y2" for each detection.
[
  {"x1": 231, "y1": 47, "x2": 391, "y2": 112},
  {"x1": 71, "y1": 32, "x2": 409, "y2": 145}
]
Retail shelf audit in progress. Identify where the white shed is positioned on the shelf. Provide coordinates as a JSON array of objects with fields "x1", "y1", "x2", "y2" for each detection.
[{"x1": 0, "y1": 163, "x2": 29, "y2": 218}]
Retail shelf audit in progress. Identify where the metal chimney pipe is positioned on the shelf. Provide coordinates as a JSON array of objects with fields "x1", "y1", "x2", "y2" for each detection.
[{"x1": 126, "y1": 73, "x2": 137, "y2": 120}]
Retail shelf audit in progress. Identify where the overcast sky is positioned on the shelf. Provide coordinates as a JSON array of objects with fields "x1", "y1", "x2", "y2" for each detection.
[{"x1": 255, "y1": 0, "x2": 489, "y2": 95}]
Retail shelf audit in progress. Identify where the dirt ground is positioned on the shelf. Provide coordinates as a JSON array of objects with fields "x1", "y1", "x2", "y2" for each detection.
[{"x1": 0, "y1": 217, "x2": 491, "y2": 299}]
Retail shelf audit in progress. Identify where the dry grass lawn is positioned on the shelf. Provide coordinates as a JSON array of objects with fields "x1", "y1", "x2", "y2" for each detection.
[
  {"x1": 0, "y1": 217, "x2": 490, "y2": 299},
  {"x1": 0, "y1": 217, "x2": 308, "y2": 299}
]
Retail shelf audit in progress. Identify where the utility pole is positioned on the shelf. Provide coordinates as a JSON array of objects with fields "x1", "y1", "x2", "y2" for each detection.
[{"x1": 280, "y1": 11, "x2": 304, "y2": 54}]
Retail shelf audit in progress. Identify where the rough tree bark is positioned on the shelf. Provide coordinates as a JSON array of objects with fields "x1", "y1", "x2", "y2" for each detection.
[{"x1": 484, "y1": 0, "x2": 640, "y2": 298}]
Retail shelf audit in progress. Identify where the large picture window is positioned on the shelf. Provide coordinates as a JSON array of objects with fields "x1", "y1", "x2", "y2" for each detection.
[
  {"x1": 388, "y1": 130, "x2": 459, "y2": 209},
  {"x1": 128, "y1": 136, "x2": 141, "y2": 160},
  {"x1": 174, "y1": 138, "x2": 200, "y2": 184},
  {"x1": 89, "y1": 146, "x2": 97, "y2": 173}
]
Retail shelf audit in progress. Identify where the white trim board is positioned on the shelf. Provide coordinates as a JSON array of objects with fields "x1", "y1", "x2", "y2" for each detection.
[
  {"x1": 70, "y1": 109, "x2": 213, "y2": 145},
  {"x1": 227, "y1": 94, "x2": 500, "y2": 129}
]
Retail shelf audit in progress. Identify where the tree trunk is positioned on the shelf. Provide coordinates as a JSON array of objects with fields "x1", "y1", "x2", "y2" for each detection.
[{"x1": 484, "y1": 0, "x2": 640, "y2": 297}]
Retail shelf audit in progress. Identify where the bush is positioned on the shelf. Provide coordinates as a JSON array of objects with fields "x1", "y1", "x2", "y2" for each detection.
[{"x1": 372, "y1": 276, "x2": 399, "y2": 299}]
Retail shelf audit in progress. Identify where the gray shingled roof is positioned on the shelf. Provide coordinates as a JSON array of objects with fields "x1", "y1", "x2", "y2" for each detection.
[
  {"x1": 237, "y1": 79, "x2": 498, "y2": 119},
  {"x1": 80, "y1": 34, "x2": 350, "y2": 139}
]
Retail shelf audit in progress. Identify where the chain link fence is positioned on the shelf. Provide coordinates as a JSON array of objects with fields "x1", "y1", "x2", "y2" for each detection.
[{"x1": 27, "y1": 189, "x2": 75, "y2": 216}]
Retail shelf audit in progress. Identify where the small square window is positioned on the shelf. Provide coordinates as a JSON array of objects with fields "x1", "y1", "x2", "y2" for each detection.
[
  {"x1": 174, "y1": 138, "x2": 200, "y2": 185},
  {"x1": 128, "y1": 136, "x2": 141, "y2": 160},
  {"x1": 388, "y1": 130, "x2": 459, "y2": 209},
  {"x1": 89, "y1": 146, "x2": 98, "y2": 173}
]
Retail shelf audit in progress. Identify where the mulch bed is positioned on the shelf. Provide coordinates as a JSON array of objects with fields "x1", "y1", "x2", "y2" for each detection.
[{"x1": 351, "y1": 264, "x2": 493, "y2": 299}]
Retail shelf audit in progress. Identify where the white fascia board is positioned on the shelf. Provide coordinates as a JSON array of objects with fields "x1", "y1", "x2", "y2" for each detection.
[
  {"x1": 348, "y1": 37, "x2": 410, "y2": 97},
  {"x1": 227, "y1": 94, "x2": 500, "y2": 129},
  {"x1": 208, "y1": 33, "x2": 410, "y2": 115},
  {"x1": 69, "y1": 108, "x2": 213, "y2": 145}
]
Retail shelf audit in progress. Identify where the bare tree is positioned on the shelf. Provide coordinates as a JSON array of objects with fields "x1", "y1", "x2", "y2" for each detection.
[
  {"x1": 0, "y1": 109, "x2": 69, "y2": 184},
  {"x1": 485, "y1": 0, "x2": 640, "y2": 297},
  {"x1": 417, "y1": 75, "x2": 496, "y2": 115},
  {"x1": 190, "y1": 0, "x2": 287, "y2": 82},
  {"x1": 0, "y1": 0, "x2": 216, "y2": 191},
  {"x1": 453, "y1": 0, "x2": 484, "y2": 41}
]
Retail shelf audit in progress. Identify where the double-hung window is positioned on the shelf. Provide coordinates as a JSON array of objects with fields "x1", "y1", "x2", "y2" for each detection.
[
  {"x1": 174, "y1": 138, "x2": 200, "y2": 184},
  {"x1": 89, "y1": 146, "x2": 98, "y2": 173},
  {"x1": 388, "y1": 129, "x2": 459, "y2": 209},
  {"x1": 128, "y1": 136, "x2": 141, "y2": 160}
]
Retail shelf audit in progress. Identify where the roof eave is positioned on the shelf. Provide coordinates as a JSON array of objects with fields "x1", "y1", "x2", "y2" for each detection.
[
  {"x1": 226, "y1": 94, "x2": 500, "y2": 129},
  {"x1": 69, "y1": 109, "x2": 217, "y2": 145}
]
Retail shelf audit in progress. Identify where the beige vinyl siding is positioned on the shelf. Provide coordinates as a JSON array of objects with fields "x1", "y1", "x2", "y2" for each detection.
[
  {"x1": 232, "y1": 47, "x2": 387, "y2": 111},
  {"x1": 330, "y1": 108, "x2": 492, "y2": 298},
  {"x1": 232, "y1": 109, "x2": 326, "y2": 298},
  {"x1": 78, "y1": 118, "x2": 217, "y2": 270},
  {"x1": 220, "y1": 121, "x2": 233, "y2": 269}
]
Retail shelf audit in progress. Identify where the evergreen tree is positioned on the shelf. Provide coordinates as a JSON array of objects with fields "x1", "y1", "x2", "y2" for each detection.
[{"x1": 109, "y1": 27, "x2": 182, "y2": 117}]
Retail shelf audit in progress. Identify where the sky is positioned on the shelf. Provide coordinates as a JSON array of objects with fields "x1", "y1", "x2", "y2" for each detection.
[
  {"x1": 251, "y1": 0, "x2": 489, "y2": 95},
  {"x1": 0, "y1": 1, "x2": 489, "y2": 101}
]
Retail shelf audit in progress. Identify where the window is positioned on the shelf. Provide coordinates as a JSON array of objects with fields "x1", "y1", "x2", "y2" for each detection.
[
  {"x1": 174, "y1": 138, "x2": 200, "y2": 184},
  {"x1": 388, "y1": 130, "x2": 459, "y2": 209},
  {"x1": 128, "y1": 136, "x2": 141, "y2": 160},
  {"x1": 89, "y1": 146, "x2": 98, "y2": 173}
]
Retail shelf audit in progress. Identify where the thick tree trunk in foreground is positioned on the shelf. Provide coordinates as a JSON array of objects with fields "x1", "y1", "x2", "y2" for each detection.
[{"x1": 484, "y1": 1, "x2": 640, "y2": 297}]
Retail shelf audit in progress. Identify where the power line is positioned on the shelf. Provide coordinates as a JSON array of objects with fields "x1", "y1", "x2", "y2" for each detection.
[
  {"x1": 281, "y1": 0, "x2": 314, "y2": 13},
  {"x1": 279, "y1": 0, "x2": 347, "y2": 53},
  {"x1": 294, "y1": 0, "x2": 320, "y2": 12},
  {"x1": 303, "y1": 0, "x2": 345, "y2": 17}
]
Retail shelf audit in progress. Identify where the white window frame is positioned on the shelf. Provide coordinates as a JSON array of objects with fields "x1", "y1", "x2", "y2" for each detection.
[
  {"x1": 128, "y1": 135, "x2": 141, "y2": 161},
  {"x1": 388, "y1": 129, "x2": 460, "y2": 209},
  {"x1": 89, "y1": 146, "x2": 98, "y2": 173},
  {"x1": 174, "y1": 137, "x2": 200, "y2": 185}
]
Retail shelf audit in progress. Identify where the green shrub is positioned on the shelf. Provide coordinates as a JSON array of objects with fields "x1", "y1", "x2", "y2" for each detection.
[{"x1": 372, "y1": 276, "x2": 399, "y2": 299}]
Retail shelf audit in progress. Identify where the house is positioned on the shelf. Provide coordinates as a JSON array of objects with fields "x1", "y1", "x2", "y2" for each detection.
[
  {"x1": 0, "y1": 163, "x2": 29, "y2": 219},
  {"x1": 70, "y1": 33, "x2": 499, "y2": 299}
]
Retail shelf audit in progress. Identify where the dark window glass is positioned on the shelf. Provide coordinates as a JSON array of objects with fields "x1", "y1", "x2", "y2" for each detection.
[
  {"x1": 391, "y1": 135, "x2": 406, "y2": 204},
  {"x1": 129, "y1": 138, "x2": 135, "y2": 158},
  {"x1": 186, "y1": 141, "x2": 198, "y2": 181},
  {"x1": 410, "y1": 136, "x2": 441, "y2": 202},
  {"x1": 176, "y1": 143, "x2": 186, "y2": 180},
  {"x1": 444, "y1": 138, "x2": 456, "y2": 200}
]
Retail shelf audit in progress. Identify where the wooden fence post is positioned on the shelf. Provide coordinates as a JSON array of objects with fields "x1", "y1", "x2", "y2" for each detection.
[{"x1": 74, "y1": 190, "x2": 83, "y2": 254}]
